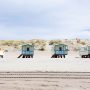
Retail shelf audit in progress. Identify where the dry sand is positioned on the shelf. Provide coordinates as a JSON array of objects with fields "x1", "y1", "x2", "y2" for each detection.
[
  {"x1": 0, "y1": 76, "x2": 90, "y2": 90},
  {"x1": 0, "y1": 49, "x2": 90, "y2": 90},
  {"x1": 0, "y1": 50, "x2": 90, "y2": 72}
]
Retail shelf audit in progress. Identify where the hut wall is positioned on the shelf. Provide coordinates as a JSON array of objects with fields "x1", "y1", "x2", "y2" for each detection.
[
  {"x1": 22, "y1": 45, "x2": 34, "y2": 55},
  {"x1": 88, "y1": 46, "x2": 90, "y2": 54},
  {"x1": 79, "y1": 46, "x2": 89, "y2": 55},
  {"x1": 54, "y1": 45, "x2": 68, "y2": 55}
]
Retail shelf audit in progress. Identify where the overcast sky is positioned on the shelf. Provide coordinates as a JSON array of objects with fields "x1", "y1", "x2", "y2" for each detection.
[{"x1": 0, "y1": 0, "x2": 90, "y2": 40}]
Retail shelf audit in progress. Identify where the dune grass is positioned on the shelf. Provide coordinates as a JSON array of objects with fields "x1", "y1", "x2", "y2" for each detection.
[{"x1": 0, "y1": 39, "x2": 89, "y2": 51}]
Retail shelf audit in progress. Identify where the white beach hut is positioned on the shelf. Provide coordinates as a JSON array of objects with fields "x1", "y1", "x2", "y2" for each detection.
[
  {"x1": 79, "y1": 45, "x2": 90, "y2": 58},
  {"x1": 0, "y1": 48, "x2": 4, "y2": 58}
]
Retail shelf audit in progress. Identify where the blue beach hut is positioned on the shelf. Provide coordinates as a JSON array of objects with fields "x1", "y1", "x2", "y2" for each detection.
[
  {"x1": 18, "y1": 44, "x2": 34, "y2": 58},
  {"x1": 51, "y1": 44, "x2": 69, "y2": 58}
]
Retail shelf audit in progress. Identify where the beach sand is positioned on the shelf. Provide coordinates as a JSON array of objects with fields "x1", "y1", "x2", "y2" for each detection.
[
  {"x1": 0, "y1": 49, "x2": 90, "y2": 90},
  {"x1": 0, "y1": 75, "x2": 90, "y2": 90},
  {"x1": 0, "y1": 50, "x2": 90, "y2": 72}
]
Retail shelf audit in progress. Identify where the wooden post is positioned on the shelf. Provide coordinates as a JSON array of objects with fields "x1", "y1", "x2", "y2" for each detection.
[
  {"x1": 18, "y1": 54, "x2": 23, "y2": 58},
  {"x1": 0, "y1": 55, "x2": 3, "y2": 58},
  {"x1": 63, "y1": 55, "x2": 65, "y2": 58},
  {"x1": 22, "y1": 55, "x2": 25, "y2": 58},
  {"x1": 61, "y1": 55, "x2": 62, "y2": 58},
  {"x1": 89, "y1": 55, "x2": 90, "y2": 58}
]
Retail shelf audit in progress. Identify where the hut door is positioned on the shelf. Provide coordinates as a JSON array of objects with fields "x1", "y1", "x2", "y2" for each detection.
[
  {"x1": 27, "y1": 48, "x2": 30, "y2": 51},
  {"x1": 59, "y1": 47, "x2": 62, "y2": 51}
]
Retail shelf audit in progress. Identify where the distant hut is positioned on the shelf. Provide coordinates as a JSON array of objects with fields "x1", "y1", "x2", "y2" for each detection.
[
  {"x1": 18, "y1": 44, "x2": 34, "y2": 58},
  {"x1": 51, "y1": 44, "x2": 69, "y2": 58},
  {"x1": 79, "y1": 45, "x2": 90, "y2": 58},
  {"x1": 0, "y1": 48, "x2": 4, "y2": 58}
]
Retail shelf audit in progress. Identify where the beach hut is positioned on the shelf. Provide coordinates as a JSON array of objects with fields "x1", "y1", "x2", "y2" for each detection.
[
  {"x1": 18, "y1": 44, "x2": 34, "y2": 58},
  {"x1": 0, "y1": 48, "x2": 4, "y2": 58},
  {"x1": 79, "y1": 45, "x2": 90, "y2": 58},
  {"x1": 51, "y1": 44, "x2": 69, "y2": 58}
]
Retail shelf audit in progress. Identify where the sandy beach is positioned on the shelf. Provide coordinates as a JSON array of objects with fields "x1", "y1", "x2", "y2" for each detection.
[
  {"x1": 0, "y1": 51, "x2": 90, "y2": 90},
  {"x1": 0, "y1": 50, "x2": 90, "y2": 72},
  {"x1": 0, "y1": 72, "x2": 90, "y2": 90},
  {"x1": 1, "y1": 77, "x2": 90, "y2": 90},
  {"x1": 0, "y1": 40, "x2": 90, "y2": 90}
]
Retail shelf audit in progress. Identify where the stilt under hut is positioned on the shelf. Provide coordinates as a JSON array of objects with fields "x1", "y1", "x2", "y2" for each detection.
[
  {"x1": 18, "y1": 44, "x2": 34, "y2": 58},
  {"x1": 51, "y1": 44, "x2": 69, "y2": 58}
]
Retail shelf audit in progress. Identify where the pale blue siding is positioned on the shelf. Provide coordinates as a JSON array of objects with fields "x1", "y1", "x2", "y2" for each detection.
[
  {"x1": 55, "y1": 50, "x2": 68, "y2": 55},
  {"x1": 54, "y1": 44, "x2": 68, "y2": 55},
  {"x1": 22, "y1": 44, "x2": 34, "y2": 55}
]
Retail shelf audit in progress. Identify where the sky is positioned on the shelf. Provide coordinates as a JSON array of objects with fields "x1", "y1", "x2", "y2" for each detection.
[{"x1": 0, "y1": 0, "x2": 90, "y2": 40}]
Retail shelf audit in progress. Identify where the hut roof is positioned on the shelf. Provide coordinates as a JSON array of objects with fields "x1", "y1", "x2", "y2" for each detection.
[
  {"x1": 80, "y1": 45, "x2": 90, "y2": 47},
  {"x1": 54, "y1": 44, "x2": 68, "y2": 46},
  {"x1": 22, "y1": 44, "x2": 34, "y2": 46}
]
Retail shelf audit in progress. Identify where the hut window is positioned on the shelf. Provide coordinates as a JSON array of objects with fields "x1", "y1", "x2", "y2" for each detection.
[
  {"x1": 66, "y1": 46, "x2": 68, "y2": 49},
  {"x1": 59, "y1": 47, "x2": 62, "y2": 51},
  {"x1": 27, "y1": 48, "x2": 30, "y2": 51}
]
